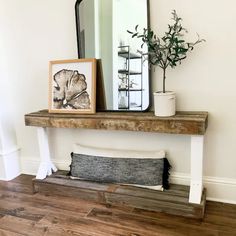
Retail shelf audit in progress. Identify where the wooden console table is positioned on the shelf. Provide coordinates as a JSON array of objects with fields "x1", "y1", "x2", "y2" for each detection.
[{"x1": 25, "y1": 110, "x2": 208, "y2": 205}]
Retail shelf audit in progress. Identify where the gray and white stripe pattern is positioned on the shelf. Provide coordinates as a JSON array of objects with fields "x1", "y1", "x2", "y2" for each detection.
[{"x1": 70, "y1": 153, "x2": 164, "y2": 186}]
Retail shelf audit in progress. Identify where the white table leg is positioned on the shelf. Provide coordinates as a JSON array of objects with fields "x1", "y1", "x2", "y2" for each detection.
[
  {"x1": 189, "y1": 135, "x2": 204, "y2": 204},
  {"x1": 36, "y1": 127, "x2": 57, "y2": 179}
]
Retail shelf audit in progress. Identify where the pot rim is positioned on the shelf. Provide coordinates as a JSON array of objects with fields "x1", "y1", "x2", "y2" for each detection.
[{"x1": 153, "y1": 91, "x2": 175, "y2": 96}]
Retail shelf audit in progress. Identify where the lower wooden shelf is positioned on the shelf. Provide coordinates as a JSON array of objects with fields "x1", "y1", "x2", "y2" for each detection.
[{"x1": 33, "y1": 171, "x2": 206, "y2": 219}]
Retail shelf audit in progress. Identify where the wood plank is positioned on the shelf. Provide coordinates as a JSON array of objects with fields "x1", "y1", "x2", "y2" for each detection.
[
  {"x1": 39, "y1": 211, "x2": 153, "y2": 236},
  {"x1": 35, "y1": 174, "x2": 109, "y2": 192},
  {"x1": 33, "y1": 181, "x2": 105, "y2": 203},
  {"x1": 104, "y1": 190, "x2": 205, "y2": 219},
  {"x1": 0, "y1": 202, "x2": 44, "y2": 222},
  {"x1": 115, "y1": 185, "x2": 190, "y2": 201},
  {"x1": 10, "y1": 174, "x2": 34, "y2": 185},
  {"x1": 0, "y1": 189, "x2": 96, "y2": 222},
  {"x1": 33, "y1": 172, "x2": 206, "y2": 219},
  {"x1": 0, "y1": 215, "x2": 50, "y2": 236},
  {"x1": 0, "y1": 187, "x2": 104, "y2": 216},
  {"x1": 203, "y1": 201, "x2": 236, "y2": 231},
  {"x1": 0, "y1": 229, "x2": 24, "y2": 236},
  {"x1": 133, "y1": 204, "x2": 236, "y2": 235},
  {"x1": 0, "y1": 181, "x2": 34, "y2": 194},
  {"x1": 25, "y1": 110, "x2": 208, "y2": 135},
  {"x1": 86, "y1": 207, "x2": 219, "y2": 236},
  {"x1": 0, "y1": 215, "x2": 92, "y2": 236}
]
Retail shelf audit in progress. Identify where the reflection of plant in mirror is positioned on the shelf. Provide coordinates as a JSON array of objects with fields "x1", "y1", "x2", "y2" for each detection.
[
  {"x1": 128, "y1": 10, "x2": 205, "y2": 93},
  {"x1": 118, "y1": 75, "x2": 128, "y2": 89}
]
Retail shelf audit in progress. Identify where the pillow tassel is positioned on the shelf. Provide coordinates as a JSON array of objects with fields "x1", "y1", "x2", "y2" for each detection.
[
  {"x1": 67, "y1": 152, "x2": 74, "y2": 176},
  {"x1": 162, "y1": 158, "x2": 171, "y2": 190}
]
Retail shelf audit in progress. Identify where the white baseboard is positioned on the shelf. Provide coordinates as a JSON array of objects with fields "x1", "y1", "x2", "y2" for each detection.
[
  {"x1": 21, "y1": 158, "x2": 70, "y2": 176},
  {"x1": 0, "y1": 147, "x2": 21, "y2": 181},
  {"x1": 170, "y1": 172, "x2": 236, "y2": 205},
  {"x1": 20, "y1": 158, "x2": 236, "y2": 204}
]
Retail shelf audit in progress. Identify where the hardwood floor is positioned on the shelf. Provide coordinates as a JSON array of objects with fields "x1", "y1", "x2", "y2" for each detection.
[{"x1": 0, "y1": 175, "x2": 235, "y2": 236}]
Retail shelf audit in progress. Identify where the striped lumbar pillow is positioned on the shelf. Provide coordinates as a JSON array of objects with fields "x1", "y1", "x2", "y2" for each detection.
[{"x1": 69, "y1": 144, "x2": 171, "y2": 190}]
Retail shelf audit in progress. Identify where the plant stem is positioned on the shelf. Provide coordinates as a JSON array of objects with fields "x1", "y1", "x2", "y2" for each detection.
[{"x1": 163, "y1": 67, "x2": 166, "y2": 93}]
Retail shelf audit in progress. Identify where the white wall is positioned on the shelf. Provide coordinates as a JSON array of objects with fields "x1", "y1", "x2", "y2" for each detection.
[
  {"x1": 0, "y1": 0, "x2": 77, "y2": 172},
  {"x1": 0, "y1": 0, "x2": 236, "y2": 203},
  {"x1": 150, "y1": 0, "x2": 236, "y2": 203}
]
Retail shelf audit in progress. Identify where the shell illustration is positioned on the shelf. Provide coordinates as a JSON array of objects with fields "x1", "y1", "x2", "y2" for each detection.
[{"x1": 53, "y1": 69, "x2": 91, "y2": 109}]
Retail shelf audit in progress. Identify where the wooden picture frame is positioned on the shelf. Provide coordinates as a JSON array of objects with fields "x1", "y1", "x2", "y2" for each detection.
[{"x1": 49, "y1": 58, "x2": 96, "y2": 114}]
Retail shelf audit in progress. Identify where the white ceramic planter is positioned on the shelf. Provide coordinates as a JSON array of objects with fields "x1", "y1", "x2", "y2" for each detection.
[{"x1": 153, "y1": 91, "x2": 176, "y2": 117}]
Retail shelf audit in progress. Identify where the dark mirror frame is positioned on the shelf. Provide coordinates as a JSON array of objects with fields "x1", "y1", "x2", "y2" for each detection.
[
  {"x1": 75, "y1": 0, "x2": 83, "y2": 59},
  {"x1": 75, "y1": 0, "x2": 151, "y2": 112}
]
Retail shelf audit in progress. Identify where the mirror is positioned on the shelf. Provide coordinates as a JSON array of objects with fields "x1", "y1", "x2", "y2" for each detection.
[{"x1": 75, "y1": 0, "x2": 150, "y2": 111}]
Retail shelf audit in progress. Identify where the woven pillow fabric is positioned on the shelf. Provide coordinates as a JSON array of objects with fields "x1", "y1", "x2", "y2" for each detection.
[{"x1": 69, "y1": 144, "x2": 171, "y2": 190}]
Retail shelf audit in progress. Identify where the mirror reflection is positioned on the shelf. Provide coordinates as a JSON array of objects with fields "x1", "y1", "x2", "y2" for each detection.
[{"x1": 76, "y1": 0, "x2": 150, "y2": 111}]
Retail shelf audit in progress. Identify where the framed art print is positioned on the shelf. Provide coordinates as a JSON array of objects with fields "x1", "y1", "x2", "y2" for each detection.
[{"x1": 49, "y1": 58, "x2": 96, "y2": 114}]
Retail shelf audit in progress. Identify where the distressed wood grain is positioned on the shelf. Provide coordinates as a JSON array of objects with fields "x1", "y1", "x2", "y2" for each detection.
[
  {"x1": 86, "y1": 208, "x2": 217, "y2": 236},
  {"x1": 0, "y1": 228, "x2": 24, "y2": 236},
  {"x1": 25, "y1": 110, "x2": 208, "y2": 135},
  {"x1": 33, "y1": 171, "x2": 206, "y2": 219}
]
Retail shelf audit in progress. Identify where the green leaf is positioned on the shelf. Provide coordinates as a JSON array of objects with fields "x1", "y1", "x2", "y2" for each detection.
[
  {"x1": 127, "y1": 10, "x2": 205, "y2": 78},
  {"x1": 179, "y1": 56, "x2": 187, "y2": 60},
  {"x1": 148, "y1": 30, "x2": 154, "y2": 38},
  {"x1": 180, "y1": 48, "x2": 188, "y2": 53}
]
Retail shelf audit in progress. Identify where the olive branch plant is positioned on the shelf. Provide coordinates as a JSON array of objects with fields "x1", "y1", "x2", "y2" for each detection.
[{"x1": 128, "y1": 10, "x2": 205, "y2": 93}]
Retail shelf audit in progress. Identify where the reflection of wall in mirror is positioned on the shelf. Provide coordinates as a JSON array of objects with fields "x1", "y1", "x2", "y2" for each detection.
[
  {"x1": 79, "y1": 0, "x2": 114, "y2": 110},
  {"x1": 113, "y1": 0, "x2": 149, "y2": 110},
  {"x1": 99, "y1": 0, "x2": 113, "y2": 110},
  {"x1": 79, "y1": 0, "x2": 96, "y2": 58}
]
